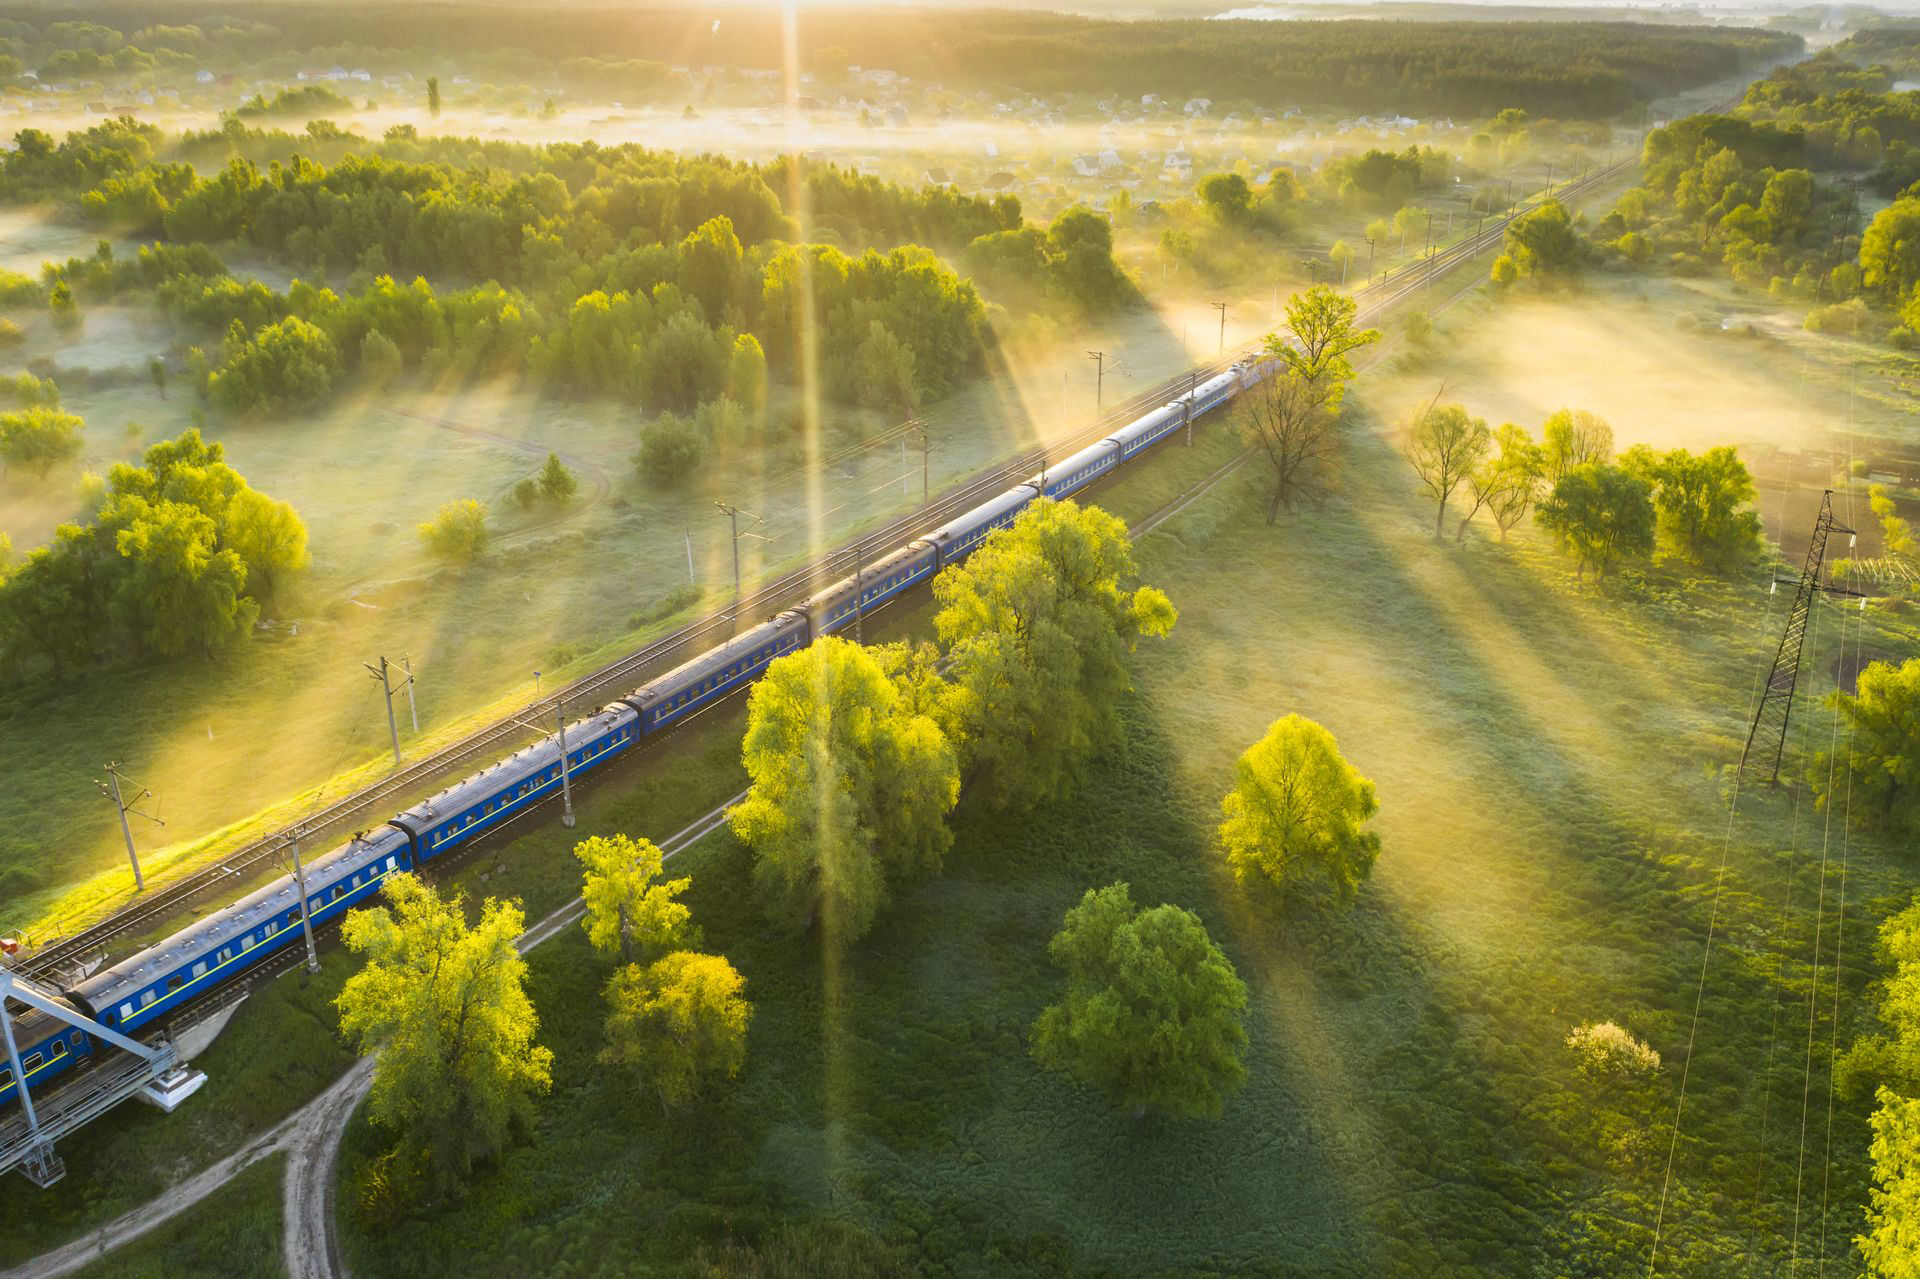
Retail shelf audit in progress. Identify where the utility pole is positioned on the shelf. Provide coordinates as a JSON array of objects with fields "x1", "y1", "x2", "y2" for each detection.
[
  {"x1": 287, "y1": 824, "x2": 319, "y2": 974},
  {"x1": 1087, "y1": 350, "x2": 1106, "y2": 409},
  {"x1": 1364, "y1": 236, "x2": 1375, "y2": 281},
  {"x1": 96, "y1": 763, "x2": 162, "y2": 892},
  {"x1": 853, "y1": 539, "x2": 868, "y2": 644},
  {"x1": 684, "y1": 530, "x2": 695, "y2": 584},
  {"x1": 1184, "y1": 369, "x2": 1197, "y2": 446},
  {"x1": 400, "y1": 657, "x2": 419, "y2": 735},
  {"x1": 1304, "y1": 257, "x2": 1320, "y2": 286},
  {"x1": 713, "y1": 501, "x2": 765, "y2": 602},
  {"x1": 909, "y1": 419, "x2": 931, "y2": 505},
  {"x1": 1211, "y1": 300, "x2": 1227, "y2": 355},
  {"x1": 1545, "y1": 161, "x2": 1554, "y2": 194},
  {"x1": 553, "y1": 700, "x2": 576, "y2": 828},
  {"x1": 364, "y1": 656, "x2": 403, "y2": 767}
]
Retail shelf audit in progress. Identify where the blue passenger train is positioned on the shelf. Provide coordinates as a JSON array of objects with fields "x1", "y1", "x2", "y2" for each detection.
[{"x1": 5, "y1": 360, "x2": 1262, "y2": 1110}]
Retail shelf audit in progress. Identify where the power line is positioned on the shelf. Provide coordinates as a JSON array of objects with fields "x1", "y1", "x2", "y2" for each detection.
[{"x1": 1816, "y1": 600, "x2": 1865, "y2": 1274}]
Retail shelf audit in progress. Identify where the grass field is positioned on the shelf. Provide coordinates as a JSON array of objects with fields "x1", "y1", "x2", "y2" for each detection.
[
  {"x1": 70, "y1": 1153, "x2": 285, "y2": 1279},
  {"x1": 0, "y1": 260, "x2": 1228, "y2": 937},
  {"x1": 8, "y1": 261, "x2": 1915, "y2": 1274},
  {"x1": 299, "y1": 283, "x2": 1920, "y2": 1275}
]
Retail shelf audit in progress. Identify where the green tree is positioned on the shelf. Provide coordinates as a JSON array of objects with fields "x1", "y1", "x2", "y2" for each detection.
[
  {"x1": 208, "y1": 316, "x2": 339, "y2": 416},
  {"x1": 854, "y1": 319, "x2": 918, "y2": 415},
  {"x1": 1862, "y1": 198, "x2": 1920, "y2": 299},
  {"x1": 148, "y1": 354, "x2": 167, "y2": 400},
  {"x1": 1197, "y1": 172, "x2": 1254, "y2": 224},
  {"x1": 677, "y1": 215, "x2": 744, "y2": 321},
  {"x1": 1542, "y1": 407, "x2": 1614, "y2": 482},
  {"x1": 1218, "y1": 714, "x2": 1381, "y2": 907},
  {"x1": 222, "y1": 486, "x2": 310, "y2": 602},
  {"x1": 1537, "y1": 462, "x2": 1655, "y2": 578},
  {"x1": 107, "y1": 495, "x2": 257, "y2": 657},
  {"x1": 1406, "y1": 402, "x2": 1491, "y2": 539},
  {"x1": 536, "y1": 452, "x2": 578, "y2": 504},
  {"x1": 1328, "y1": 238, "x2": 1355, "y2": 280},
  {"x1": 1456, "y1": 422, "x2": 1543, "y2": 541},
  {"x1": 601, "y1": 951, "x2": 750, "y2": 1108},
  {"x1": 574, "y1": 833, "x2": 691, "y2": 964},
  {"x1": 1813, "y1": 658, "x2": 1920, "y2": 834},
  {"x1": 1030, "y1": 883, "x2": 1248, "y2": 1120},
  {"x1": 417, "y1": 498, "x2": 488, "y2": 562},
  {"x1": 337, "y1": 874, "x2": 552, "y2": 1193},
  {"x1": 728, "y1": 635, "x2": 960, "y2": 942},
  {"x1": 426, "y1": 75, "x2": 441, "y2": 119},
  {"x1": 1639, "y1": 445, "x2": 1763, "y2": 568},
  {"x1": 727, "y1": 332, "x2": 768, "y2": 415},
  {"x1": 1503, "y1": 199, "x2": 1585, "y2": 280},
  {"x1": 0, "y1": 408, "x2": 84, "y2": 475},
  {"x1": 934, "y1": 499, "x2": 1175, "y2": 811},
  {"x1": 1863, "y1": 1087, "x2": 1920, "y2": 1279},
  {"x1": 1874, "y1": 484, "x2": 1920, "y2": 561},
  {"x1": 636, "y1": 411, "x2": 706, "y2": 485},
  {"x1": 1239, "y1": 286, "x2": 1380, "y2": 521},
  {"x1": 48, "y1": 279, "x2": 78, "y2": 331}
]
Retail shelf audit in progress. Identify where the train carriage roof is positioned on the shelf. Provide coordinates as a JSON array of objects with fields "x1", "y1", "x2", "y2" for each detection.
[
  {"x1": 393, "y1": 705, "x2": 634, "y2": 832},
  {"x1": 625, "y1": 612, "x2": 807, "y2": 708},
  {"x1": 72, "y1": 825, "x2": 410, "y2": 1009}
]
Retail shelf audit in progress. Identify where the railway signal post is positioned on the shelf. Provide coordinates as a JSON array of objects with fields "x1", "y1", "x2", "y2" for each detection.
[{"x1": 554, "y1": 700, "x2": 576, "y2": 828}]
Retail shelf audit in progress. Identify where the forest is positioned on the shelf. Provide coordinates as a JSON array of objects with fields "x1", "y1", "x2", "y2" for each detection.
[{"x1": 13, "y1": 5, "x2": 1801, "y2": 117}]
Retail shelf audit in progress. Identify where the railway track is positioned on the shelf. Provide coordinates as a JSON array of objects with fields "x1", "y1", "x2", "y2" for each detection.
[{"x1": 13, "y1": 150, "x2": 1632, "y2": 981}]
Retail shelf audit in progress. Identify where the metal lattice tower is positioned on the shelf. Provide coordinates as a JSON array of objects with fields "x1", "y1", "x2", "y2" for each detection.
[{"x1": 1738, "y1": 490, "x2": 1854, "y2": 785}]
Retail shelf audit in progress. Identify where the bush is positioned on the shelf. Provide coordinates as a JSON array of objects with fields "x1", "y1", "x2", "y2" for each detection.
[
  {"x1": 0, "y1": 318, "x2": 23, "y2": 348},
  {"x1": 1565, "y1": 1021, "x2": 1660, "y2": 1087},
  {"x1": 360, "y1": 329, "x2": 403, "y2": 386},
  {"x1": 417, "y1": 499, "x2": 489, "y2": 562},
  {"x1": 1805, "y1": 297, "x2": 1873, "y2": 336},
  {"x1": 209, "y1": 316, "x2": 340, "y2": 415},
  {"x1": 637, "y1": 411, "x2": 706, "y2": 485},
  {"x1": 0, "y1": 407, "x2": 84, "y2": 474},
  {"x1": 512, "y1": 477, "x2": 539, "y2": 509},
  {"x1": 1892, "y1": 326, "x2": 1917, "y2": 351}
]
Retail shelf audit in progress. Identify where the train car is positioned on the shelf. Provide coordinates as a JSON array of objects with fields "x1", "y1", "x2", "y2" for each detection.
[
  {"x1": 807, "y1": 540, "x2": 939, "y2": 638},
  {"x1": 71, "y1": 826, "x2": 413, "y2": 1035},
  {"x1": 1108, "y1": 403, "x2": 1186, "y2": 463},
  {"x1": 623, "y1": 611, "x2": 809, "y2": 733},
  {"x1": 923, "y1": 483, "x2": 1038, "y2": 565},
  {"x1": 1036, "y1": 438, "x2": 1120, "y2": 501},
  {"x1": 392, "y1": 705, "x2": 638, "y2": 866},
  {"x1": 0, "y1": 1000, "x2": 94, "y2": 1111}
]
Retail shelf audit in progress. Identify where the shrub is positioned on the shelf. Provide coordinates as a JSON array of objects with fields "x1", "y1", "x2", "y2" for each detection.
[
  {"x1": 0, "y1": 318, "x2": 24, "y2": 348},
  {"x1": 360, "y1": 329, "x2": 403, "y2": 386},
  {"x1": 636, "y1": 411, "x2": 706, "y2": 485},
  {"x1": 1565, "y1": 1021, "x2": 1660, "y2": 1087},
  {"x1": 417, "y1": 498, "x2": 489, "y2": 562},
  {"x1": 0, "y1": 407, "x2": 84, "y2": 474},
  {"x1": 1805, "y1": 297, "x2": 1873, "y2": 336},
  {"x1": 1892, "y1": 326, "x2": 1917, "y2": 351},
  {"x1": 512, "y1": 477, "x2": 539, "y2": 509}
]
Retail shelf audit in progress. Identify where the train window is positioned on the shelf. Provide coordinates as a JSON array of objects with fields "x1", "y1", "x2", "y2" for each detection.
[
  {"x1": 333, "y1": 885, "x2": 347, "y2": 900},
  {"x1": 242, "y1": 936, "x2": 255, "y2": 952},
  {"x1": 23, "y1": 1053, "x2": 41, "y2": 1071},
  {"x1": 118, "y1": 1003, "x2": 132, "y2": 1020},
  {"x1": 51, "y1": 1040, "x2": 66, "y2": 1060},
  {"x1": 167, "y1": 976, "x2": 184, "y2": 992},
  {"x1": 1, "y1": 1069, "x2": 11, "y2": 1087},
  {"x1": 140, "y1": 990, "x2": 156, "y2": 1007},
  {"x1": 218, "y1": 948, "x2": 231, "y2": 964},
  {"x1": 289, "y1": 909, "x2": 302, "y2": 924},
  {"x1": 191, "y1": 961, "x2": 206, "y2": 979}
]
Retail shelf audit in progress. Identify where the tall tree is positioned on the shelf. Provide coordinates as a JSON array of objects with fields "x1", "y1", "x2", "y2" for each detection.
[
  {"x1": 933, "y1": 499, "x2": 1175, "y2": 811},
  {"x1": 0, "y1": 408, "x2": 83, "y2": 475},
  {"x1": 1813, "y1": 657, "x2": 1920, "y2": 834},
  {"x1": 1239, "y1": 284, "x2": 1380, "y2": 521},
  {"x1": 1628, "y1": 444, "x2": 1763, "y2": 569},
  {"x1": 107, "y1": 495, "x2": 256, "y2": 657},
  {"x1": 1455, "y1": 422, "x2": 1543, "y2": 541},
  {"x1": 601, "y1": 951, "x2": 751, "y2": 1109},
  {"x1": 1030, "y1": 883, "x2": 1248, "y2": 1120},
  {"x1": 729, "y1": 636, "x2": 959, "y2": 942},
  {"x1": 1218, "y1": 714, "x2": 1381, "y2": 908},
  {"x1": 418, "y1": 498, "x2": 488, "y2": 562},
  {"x1": 1406, "y1": 402, "x2": 1491, "y2": 539},
  {"x1": 1541, "y1": 408, "x2": 1614, "y2": 483},
  {"x1": 1536, "y1": 462, "x2": 1655, "y2": 579},
  {"x1": 337, "y1": 874, "x2": 553, "y2": 1193},
  {"x1": 575, "y1": 833, "x2": 691, "y2": 964},
  {"x1": 222, "y1": 486, "x2": 309, "y2": 603},
  {"x1": 536, "y1": 452, "x2": 578, "y2": 504},
  {"x1": 426, "y1": 75, "x2": 441, "y2": 119}
]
